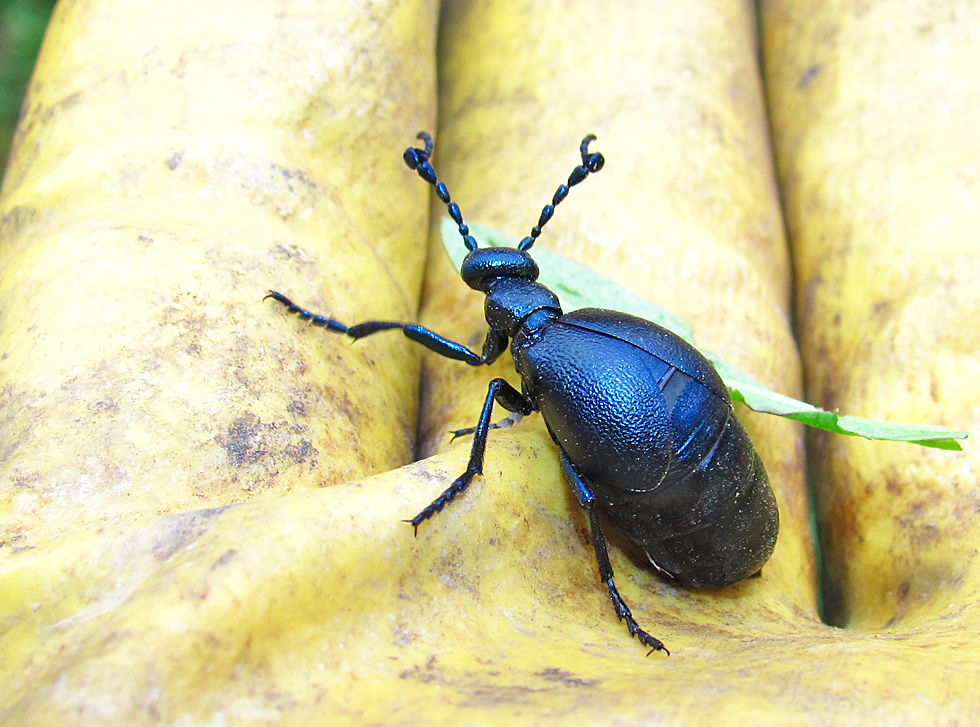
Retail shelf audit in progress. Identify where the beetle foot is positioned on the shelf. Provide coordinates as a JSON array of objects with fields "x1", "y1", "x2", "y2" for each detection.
[
  {"x1": 628, "y1": 617, "x2": 669, "y2": 657},
  {"x1": 404, "y1": 468, "x2": 478, "y2": 535},
  {"x1": 640, "y1": 633, "x2": 669, "y2": 657},
  {"x1": 605, "y1": 577, "x2": 669, "y2": 656}
]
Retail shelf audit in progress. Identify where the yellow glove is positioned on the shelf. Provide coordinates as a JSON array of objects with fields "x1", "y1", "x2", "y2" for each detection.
[
  {"x1": 1, "y1": 0, "x2": 976, "y2": 725},
  {"x1": 764, "y1": 0, "x2": 980, "y2": 635}
]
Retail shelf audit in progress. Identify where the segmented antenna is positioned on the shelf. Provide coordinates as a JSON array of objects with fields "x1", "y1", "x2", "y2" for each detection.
[
  {"x1": 403, "y1": 132, "x2": 605, "y2": 254},
  {"x1": 518, "y1": 135, "x2": 604, "y2": 252},
  {"x1": 403, "y1": 132, "x2": 478, "y2": 252}
]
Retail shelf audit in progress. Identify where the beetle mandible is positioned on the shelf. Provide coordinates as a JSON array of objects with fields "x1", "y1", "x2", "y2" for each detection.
[{"x1": 266, "y1": 132, "x2": 779, "y2": 655}]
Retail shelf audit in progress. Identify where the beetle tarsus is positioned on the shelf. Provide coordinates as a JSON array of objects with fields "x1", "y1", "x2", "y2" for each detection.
[
  {"x1": 264, "y1": 291, "x2": 349, "y2": 333},
  {"x1": 605, "y1": 577, "x2": 669, "y2": 656},
  {"x1": 405, "y1": 468, "x2": 476, "y2": 535}
]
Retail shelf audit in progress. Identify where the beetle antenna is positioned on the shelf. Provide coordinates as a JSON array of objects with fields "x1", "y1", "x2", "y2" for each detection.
[
  {"x1": 403, "y1": 131, "x2": 479, "y2": 252},
  {"x1": 518, "y1": 135, "x2": 605, "y2": 252}
]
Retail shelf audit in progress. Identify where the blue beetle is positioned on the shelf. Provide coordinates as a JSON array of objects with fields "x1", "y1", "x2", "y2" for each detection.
[{"x1": 267, "y1": 133, "x2": 778, "y2": 654}]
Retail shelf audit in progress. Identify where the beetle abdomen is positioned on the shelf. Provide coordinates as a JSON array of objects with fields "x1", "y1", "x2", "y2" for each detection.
[
  {"x1": 519, "y1": 309, "x2": 778, "y2": 589},
  {"x1": 606, "y1": 410, "x2": 778, "y2": 588}
]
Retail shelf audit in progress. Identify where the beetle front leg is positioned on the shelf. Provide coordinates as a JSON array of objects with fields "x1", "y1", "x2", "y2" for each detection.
[
  {"x1": 559, "y1": 452, "x2": 669, "y2": 656},
  {"x1": 265, "y1": 291, "x2": 508, "y2": 366},
  {"x1": 408, "y1": 378, "x2": 533, "y2": 534}
]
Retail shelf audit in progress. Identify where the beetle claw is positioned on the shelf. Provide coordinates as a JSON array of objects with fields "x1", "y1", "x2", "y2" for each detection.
[{"x1": 637, "y1": 631, "x2": 669, "y2": 656}]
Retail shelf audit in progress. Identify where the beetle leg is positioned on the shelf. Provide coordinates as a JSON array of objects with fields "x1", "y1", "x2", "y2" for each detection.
[
  {"x1": 559, "y1": 452, "x2": 669, "y2": 656},
  {"x1": 265, "y1": 291, "x2": 508, "y2": 365},
  {"x1": 450, "y1": 411, "x2": 525, "y2": 441},
  {"x1": 408, "y1": 378, "x2": 533, "y2": 534}
]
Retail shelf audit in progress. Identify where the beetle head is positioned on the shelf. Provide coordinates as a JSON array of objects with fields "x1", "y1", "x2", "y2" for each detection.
[{"x1": 460, "y1": 247, "x2": 539, "y2": 292}]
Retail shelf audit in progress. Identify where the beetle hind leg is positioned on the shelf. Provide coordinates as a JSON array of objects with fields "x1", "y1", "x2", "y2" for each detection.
[{"x1": 559, "y1": 452, "x2": 669, "y2": 656}]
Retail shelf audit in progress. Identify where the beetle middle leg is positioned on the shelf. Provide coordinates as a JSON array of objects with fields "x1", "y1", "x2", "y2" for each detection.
[
  {"x1": 449, "y1": 411, "x2": 525, "y2": 441},
  {"x1": 408, "y1": 378, "x2": 533, "y2": 534},
  {"x1": 559, "y1": 451, "x2": 669, "y2": 655}
]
